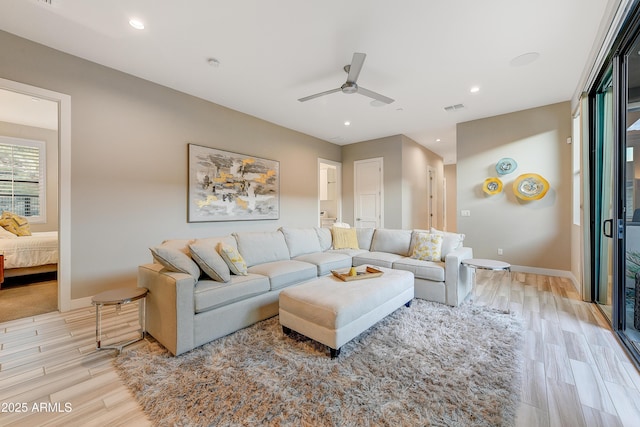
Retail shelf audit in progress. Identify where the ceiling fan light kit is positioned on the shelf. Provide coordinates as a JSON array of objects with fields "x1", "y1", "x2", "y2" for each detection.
[{"x1": 298, "y1": 52, "x2": 394, "y2": 105}]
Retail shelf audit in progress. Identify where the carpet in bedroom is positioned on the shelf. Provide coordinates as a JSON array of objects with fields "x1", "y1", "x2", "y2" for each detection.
[{"x1": 0, "y1": 273, "x2": 57, "y2": 323}]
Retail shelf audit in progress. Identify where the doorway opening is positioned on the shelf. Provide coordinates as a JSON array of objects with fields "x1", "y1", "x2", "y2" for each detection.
[{"x1": 318, "y1": 159, "x2": 342, "y2": 228}]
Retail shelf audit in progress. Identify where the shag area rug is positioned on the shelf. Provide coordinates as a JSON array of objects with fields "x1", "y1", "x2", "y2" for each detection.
[{"x1": 114, "y1": 300, "x2": 524, "y2": 426}]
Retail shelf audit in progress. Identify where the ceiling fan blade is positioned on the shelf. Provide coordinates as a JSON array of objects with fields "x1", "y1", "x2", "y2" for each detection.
[
  {"x1": 346, "y1": 52, "x2": 366, "y2": 83},
  {"x1": 298, "y1": 88, "x2": 341, "y2": 102},
  {"x1": 357, "y1": 87, "x2": 395, "y2": 104}
]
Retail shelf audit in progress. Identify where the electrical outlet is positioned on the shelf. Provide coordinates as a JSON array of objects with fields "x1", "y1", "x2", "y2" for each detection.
[
  {"x1": 497, "y1": 248, "x2": 503, "y2": 255},
  {"x1": 461, "y1": 210, "x2": 471, "y2": 217}
]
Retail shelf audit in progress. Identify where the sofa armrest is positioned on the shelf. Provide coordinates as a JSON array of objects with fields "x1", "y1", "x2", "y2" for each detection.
[
  {"x1": 138, "y1": 263, "x2": 196, "y2": 356},
  {"x1": 444, "y1": 246, "x2": 473, "y2": 306}
]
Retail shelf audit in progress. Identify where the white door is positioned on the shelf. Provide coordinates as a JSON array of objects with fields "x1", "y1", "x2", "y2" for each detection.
[{"x1": 354, "y1": 158, "x2": 383, "y2": 228}]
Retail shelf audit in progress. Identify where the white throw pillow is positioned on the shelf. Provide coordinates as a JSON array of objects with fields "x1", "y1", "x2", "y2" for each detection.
[
  {"x1": 189, "y1": 242, "x2": 231, "y2": 282},
  {"x1": 410, "y1": 232, "x2": 444, "y2": 261},
  {"x1": 150, "y1": 246, "x2": 201, "y2": 279}
]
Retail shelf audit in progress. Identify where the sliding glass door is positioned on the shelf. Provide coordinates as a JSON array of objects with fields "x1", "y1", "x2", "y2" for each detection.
[{"x1": 593, "y1": 67, "x2": 616, "y2": 322}]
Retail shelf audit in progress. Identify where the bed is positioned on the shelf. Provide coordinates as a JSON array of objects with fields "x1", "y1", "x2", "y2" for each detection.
[{"x1": 0, "y1": 231, "x2": 58, "y2": 285}]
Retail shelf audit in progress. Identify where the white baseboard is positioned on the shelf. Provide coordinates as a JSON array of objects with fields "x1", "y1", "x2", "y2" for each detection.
[
  {"x1": 511, "y1": 265, "x2": 582, "y2": 299},
  {"x1": 68, "y1": 296, "x2": 94, "y2": 311}
]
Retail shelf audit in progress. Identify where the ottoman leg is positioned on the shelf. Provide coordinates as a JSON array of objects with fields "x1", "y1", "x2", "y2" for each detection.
[
  {"x1": 405, "y1": 300, "x2": 412, "y2": 308},
  {"x1": 282, "y1": 326, "x2": 292, "y2": 336},
  {"x1": 330, "y1": 347, "x2": 341, "y2": 359}
]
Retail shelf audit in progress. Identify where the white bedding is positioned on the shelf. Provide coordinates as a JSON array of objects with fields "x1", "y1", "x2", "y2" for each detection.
[{"x1": 0, "y1": 231, "x2": 58, "y2": 269}]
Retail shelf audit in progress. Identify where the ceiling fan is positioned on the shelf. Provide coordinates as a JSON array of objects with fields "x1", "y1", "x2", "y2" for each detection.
[{"x1": 298, "y1": 52, "x2": 394, "y2": 104}]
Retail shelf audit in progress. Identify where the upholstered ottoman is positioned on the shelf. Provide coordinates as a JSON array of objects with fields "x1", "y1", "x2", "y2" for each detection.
[{"x1": 279, "y1": 266, "x2": 414, "y2": 358}]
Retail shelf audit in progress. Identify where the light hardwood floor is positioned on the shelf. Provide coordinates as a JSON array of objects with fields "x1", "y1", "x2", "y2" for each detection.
[{"x1": 1, "y1": 272, "x2": 639, "y2": 426}]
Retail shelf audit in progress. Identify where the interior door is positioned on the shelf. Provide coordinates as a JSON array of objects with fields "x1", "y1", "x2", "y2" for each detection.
[{"x1": 354, "y1": 158, "x2": 382, "y2": 228}]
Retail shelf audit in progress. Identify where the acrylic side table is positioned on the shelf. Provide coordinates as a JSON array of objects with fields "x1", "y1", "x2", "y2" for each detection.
[
  {"x1": 91, "y1": 287, "x2": 148, "y2": 353},
  {"x1": 461, "y1": 258, "x2": 511, "y2": 313}
]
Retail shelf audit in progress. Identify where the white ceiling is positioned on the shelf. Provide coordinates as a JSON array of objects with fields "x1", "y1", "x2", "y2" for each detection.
[{"x1": 0, "y1": 0, "x2": 615, "y2": 163}]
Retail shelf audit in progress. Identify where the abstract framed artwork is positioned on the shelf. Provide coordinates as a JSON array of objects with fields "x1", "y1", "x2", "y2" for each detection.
[{"x1": 188, "y1": 144, "x2": 280, "y2": 222}]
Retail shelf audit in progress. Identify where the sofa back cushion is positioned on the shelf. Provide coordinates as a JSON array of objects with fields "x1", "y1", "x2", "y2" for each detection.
[
  {"x1": 233, "y1": 231, "x2": 291, "y2": 267},
  {"x1": 315, "y1": 227, "x2": 332, "y2": 251},
  {"x1": 356, "y1": 228, "x2": 375, "y2": 251},
  {"x1": 370, "y1": 229, "x2": 412, "y2": 256},
  {"x1": 279, "y1": 227, "x2": 322, "y2": 257}
]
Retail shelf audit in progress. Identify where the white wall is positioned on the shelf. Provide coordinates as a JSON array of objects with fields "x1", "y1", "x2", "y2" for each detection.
[{"x1": 457, "y1": 102, "x2": 572, "y2": 271}]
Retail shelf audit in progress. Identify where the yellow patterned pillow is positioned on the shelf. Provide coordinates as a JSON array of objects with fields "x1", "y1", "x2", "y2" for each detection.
[
  {"x1": 331, "y1": 227, "x2": 359, "y2": 250},
  {"x1": 0, "y1": 211, "x2": 31, "y2": 236},
  {"x1": 218, "y1": 243, "x2": 248, "y2": 275},
  {"x1": 410, "y1": 232, "x2": 443, "y2": 261}
]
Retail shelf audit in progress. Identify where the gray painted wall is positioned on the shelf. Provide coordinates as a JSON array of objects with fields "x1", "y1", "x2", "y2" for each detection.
[
  {"x1": 0, "y1": 30, "x2": 340, "y2": 299},
  {"x1": 457, "y1": 102, "x2": 572, "y2": 270},
  {"x1": 342, "y1": 134, "x2": 443, "y2": 230}
]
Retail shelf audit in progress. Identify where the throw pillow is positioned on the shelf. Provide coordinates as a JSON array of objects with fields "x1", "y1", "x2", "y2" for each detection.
[
  {"x1": 218, "y1": 243, "x2": 248, "y2": 275},
  {"x1": 410, "y1": 232, "x2": 444, "y2": 261},
  {"x1": 189, "y1": 242, "x2": 231, "y2": 282},
  {"x1": 430, "y1": 228, "x2": 465, "y2": 261},
  {"x1": 331, "y1": 227, "x2": 359, "y2": 249},
  {"x1": 0, "y1": 211, "x2": 32, "y2": 236},
  {"x1": 150, "y1": 246, "x2": 201, "y2": 278}
]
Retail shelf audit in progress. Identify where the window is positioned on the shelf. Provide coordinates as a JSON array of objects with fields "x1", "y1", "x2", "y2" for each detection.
[{"x1": 0, "y1": 136, "x2": 46, "y2": 223}]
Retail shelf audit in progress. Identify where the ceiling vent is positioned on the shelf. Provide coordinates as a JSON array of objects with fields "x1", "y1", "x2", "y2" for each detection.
[{"x1": 444, "y1": 104, "x2": 465, "y2": 112}]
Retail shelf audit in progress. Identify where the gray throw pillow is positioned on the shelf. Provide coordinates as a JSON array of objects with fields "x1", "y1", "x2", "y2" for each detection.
[
  {"x1": 150, "y1": 246, "x2": 201, "y2": 279},
  {"x1": 189, "y1": 242, "x2": 231, "y2": 282}
]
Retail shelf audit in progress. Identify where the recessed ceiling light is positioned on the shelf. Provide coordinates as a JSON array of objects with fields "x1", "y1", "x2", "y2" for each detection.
[
  {"x1": 436, "y1": 138, "x2": 441, "y2": 142},
  {"x1": 129, "y1": 19, "x2": 145, "y2": 30},
  {"x1": 470, "y1": 86, "x2": 480, "y2": 93},
  {"x1": 344, "y1": 121, "x2": 351, "y2": 126},
  {"x1": 509, "y1": 52, "x2": 540, "y2": 67}
]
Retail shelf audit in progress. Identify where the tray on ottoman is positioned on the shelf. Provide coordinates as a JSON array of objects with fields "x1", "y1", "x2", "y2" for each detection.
[{"x1": 331, "y1": 266, "x2": 383, "y2": 281}]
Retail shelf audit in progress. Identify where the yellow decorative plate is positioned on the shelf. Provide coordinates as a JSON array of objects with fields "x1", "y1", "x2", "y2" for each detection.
[
  {"x1": 482, "y1": 177, "x2": 503, "y2": 195},
  {"x1": 513, "y1": 173, "x2": 549, "y2": 200}
]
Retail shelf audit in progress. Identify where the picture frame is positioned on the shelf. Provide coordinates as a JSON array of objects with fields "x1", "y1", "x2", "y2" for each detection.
[{"x1": 188, "y1": 144, "x2": 280, "y2": 222}]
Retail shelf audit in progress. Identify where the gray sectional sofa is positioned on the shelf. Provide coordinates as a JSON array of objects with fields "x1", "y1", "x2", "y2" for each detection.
[{"x1": 138, "y1": 226, "x2": 473, "y2": 355}]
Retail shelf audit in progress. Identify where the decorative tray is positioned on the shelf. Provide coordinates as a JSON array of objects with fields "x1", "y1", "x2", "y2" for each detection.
[{"x1": 331, "y1": 266, "x2": 383, "y2": 282}]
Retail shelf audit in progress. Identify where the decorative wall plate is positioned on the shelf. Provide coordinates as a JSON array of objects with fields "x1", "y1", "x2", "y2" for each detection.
[
  {"x1": 482, "y1": 177, "x2": 503, "y2": 195},
  {"x1": 513, "y1": 173, "x2": 549, "y2": 201},
  {"x1": 496, "y1": 158, "x2": 517, "y2": 175}
]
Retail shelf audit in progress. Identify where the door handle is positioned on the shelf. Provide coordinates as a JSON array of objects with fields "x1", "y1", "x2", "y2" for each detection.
[{"x1": 603, "y1": 219, "x2": 613, "y2": 238}]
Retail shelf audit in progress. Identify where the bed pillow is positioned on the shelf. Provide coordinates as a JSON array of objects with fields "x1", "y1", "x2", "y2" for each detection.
[
  {"x1": 149, "y1": 246, "x2": 201, "y2": 279},
  {"x1": 0, "y1": 226, "x2": 18, "y2": 239},
  {"x1": 189, "y1": 242, "x2": 231, "y2": 282},
  {"x1": 0, "y1": 211, "x2": 31, "y2": 236}
]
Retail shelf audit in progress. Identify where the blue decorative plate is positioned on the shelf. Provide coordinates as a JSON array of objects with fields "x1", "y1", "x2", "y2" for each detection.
[{"x1": 496, "y1": 158, "x2": 517, "y2": 176}]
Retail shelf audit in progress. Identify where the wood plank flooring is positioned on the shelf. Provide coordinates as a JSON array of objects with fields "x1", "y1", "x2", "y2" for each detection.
[{"x1": 0, "y1": 272, "x2": 639, "y2": 426}]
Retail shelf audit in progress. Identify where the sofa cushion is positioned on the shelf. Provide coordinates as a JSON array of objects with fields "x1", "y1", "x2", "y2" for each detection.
[
  {"x1": 315, "y1": 227, "x2": 332, "y2": 251},
  {"x1": 352, "y1": 251, "x2": 405, "y2": 269},
  {"x1": 328, "y1": 248, "x2": 370, "y2": 257},
  {"x1": 194, "y1": 274, "x2": 270, "y2": 313},
  {"x1": 356, "y1": 228, "x2": 375, "y2": 251},
  {"x1": 233, "y1": 231, "x2": 291, "y2": 267},
  {"x1": 279, "y1": 227, "x2": 322, "y2": 257},
  {"x1": 370, "y1": 229, "x2": 412, "y2": 256},
  {"x1": 410, "y1": 232, "x2": 444, "y2": 261},
  {"x1": 189, "y1": 242, "x2": 231, "y2": 282},
  {"x1": 294, "y1": 252, "x2": 352, "y2": 276},
  {"x1": 247, "y1": 260, "x2": 317, "y2": 290},
  {"x1": 331, "y1": 227, "x2": 359, "y2": 249},
  {"x1": 149, "y1": 246, "x2": 201, "y2": 279},
  {"x1": 393, "y1": 257, "x2": 446, "y2": 282},
  {"x1": 219, "y1": 243, "x2": 248, "y2": 275}
]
